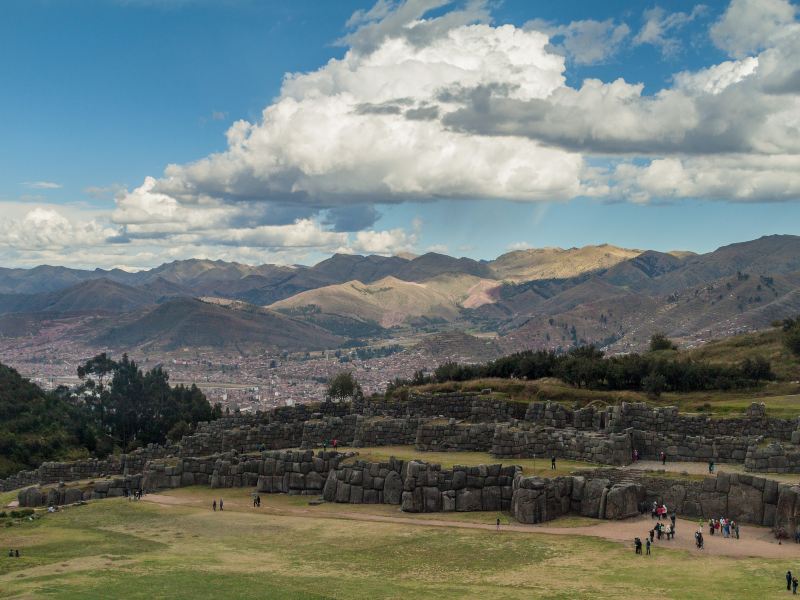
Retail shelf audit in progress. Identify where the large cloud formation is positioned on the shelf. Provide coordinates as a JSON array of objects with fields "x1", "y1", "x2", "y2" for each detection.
[{"x1": 5, "y1": 0, "x2": 800, "y2": 268}]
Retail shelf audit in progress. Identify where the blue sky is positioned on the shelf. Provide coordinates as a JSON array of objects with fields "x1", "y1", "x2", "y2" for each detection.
[{"x1": 1, "y1": 0, "x2": 798, "y2": 268}]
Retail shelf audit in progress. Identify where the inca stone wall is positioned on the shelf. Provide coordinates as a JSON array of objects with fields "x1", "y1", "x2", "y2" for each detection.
[
  {"x1": 491, "y1": 423, "x2": 632, "y2": 465},
  {"x1": 0, "y1": 445, "x2": 170, "y2": 492},
  {"x1": 352, "y1": 417, "x2": 419, "y2": 447},
  {"x1": 415, "y1": 421, "x2": 496, "y2": 452},
  {"x1": 322, "y1": 457, "x2": 405, "y2": 505},
  {"x1": 5, "y1": 393, "x2": 800, "y2": 492},
  {"x1": 399, "y1": 461, "x2": 519, "y2": 513},
  {"x1": 141, "y1": 450, "x2": 343, "y2": 495},
  {"x1": 18, "y1": 473, "x2": 144, "y2": 507}
]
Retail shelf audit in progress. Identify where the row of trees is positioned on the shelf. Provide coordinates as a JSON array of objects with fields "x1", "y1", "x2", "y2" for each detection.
[{"x1": 430, "y1": 337, "x2": 774, "y2": 396}]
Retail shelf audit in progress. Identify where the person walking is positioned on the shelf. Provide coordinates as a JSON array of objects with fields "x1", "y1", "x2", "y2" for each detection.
[
  {"x1": 660, "y1": 451, "x2": 666, "y2": 466},
  {"x1": 708, "y1": 460, "x2": 715, "y2": 474},
  {"x1": 212, "y1": 500, "x2": 217, "y2": 512},
  {"x1": 793, "y1": 576, "x2": 798, "y2": 595},
  {"x1": 332, "y1": 438, "x2": 338, "y2": 451},
  {"x1": 220, "y1": 498, "x2": 224, "y2": 511},
  {"x1": 634, "y1": 537, "x2": 642, "y2": 554},
  {"x1": 787, "y1": 570, "x2": 793, "y2": 591},
  {"x1": 551, "y1": 455, "x2": 556, "y2": 470},
  {"x1": 496, "y1": 517, "x2": 500, "y2": 532},
  {"x1": 646, "y1": 538, "x2": 651, "y2": 556}
]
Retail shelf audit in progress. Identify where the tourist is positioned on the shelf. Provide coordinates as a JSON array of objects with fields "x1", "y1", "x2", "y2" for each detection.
[
  {"x1": 496, "y1": 517, "x2": 500, "y2": 531},
  {"x1": 15, "y1": 550, "x2": 19, "y2": 558},
  {"x1": 788, "y1": 571, "x2": 794, "y2": 591},
  {"x1": 660, "y1": 451, "x2": 666, "y2": 465},
  {"x1": 793, "y1": 575, "x2": 798, "y2": 595},
  {"x1": 257, "y1": 495, "x2": 261, "y2": 507},
  {"x1": 649, "y1": 529, "x2": 655, "y2": 543},
  {"x1": 212, "y1": 500, "x2": 217, "y2": 511},
  {"x1": 708, "y1": 460, "x2": 715, "y2": 474},
  {"x1": 332, "y1": 438, "x2": 338, "y2": 451},
  {"x1": 652, "y1": 501, "x2": 658, "y2": 519},
  {"x1": 734, "y1": 522, "x2": 740, "y2": 539},
  {"x1": 697, "y1": 531, "x2": 704, "y2": 549},
  {"x1": 220, "y1": 498, "x2": 224, "y2": 511},
  {"x1": 8, "y1": 549, "x2": 12, "y2": 557},
  {"x1": 646, "y1": 537, "x2": 651, "y2": 555},
  {"x1": 634, "y1": 537, "x2": 642, "y2": 554},
  {"x1": 253, "y1": 495, "x2": 258, "y2": 508},
  {"x1": 551, "y1": 455, "x2": 556, "y2": 470}
]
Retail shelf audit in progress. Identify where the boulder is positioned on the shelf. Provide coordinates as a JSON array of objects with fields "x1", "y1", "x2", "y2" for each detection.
[
  {"x1": 604, "y1": 483, "x2": 642, "y2": 520},
  {"x1": 727, "y1": 483, "x2": 764, "y2": 524},
  {"x1": 322, "y1": 471, "x2": 338, "y2": 501},
  {"x1": 455, "y1": 488, "x2": 482, "y2": 512},
  {"x1": 383, "y1": 471, "x2": 402, "y2": 505},
  {"x1": 580, "y1": 478, "x2": 609, "y2": 518}
]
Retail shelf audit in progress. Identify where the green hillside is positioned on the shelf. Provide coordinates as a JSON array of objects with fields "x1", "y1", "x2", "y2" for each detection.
[
  {"x1": 682, "y1": 327, "x2": 800, "y2": 382},
  {"x1": 0, "y1": 364, "x2": 94, "y2": 477}
]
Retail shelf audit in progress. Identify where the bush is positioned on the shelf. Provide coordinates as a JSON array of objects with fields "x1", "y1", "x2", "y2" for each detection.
[
  {"x1": 783, "y1": 317, "x2": 800, "y2": 356},
  {"x1": 9, "y1": 508, "x2": 34, "y2": 518},
  {"x1": 649, "y1": 333, "x2": 676, "y2": 352}
]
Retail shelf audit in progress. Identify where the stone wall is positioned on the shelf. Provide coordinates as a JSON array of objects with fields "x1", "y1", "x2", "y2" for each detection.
[
  {"x1": 510, "y1": 468, "x2": 790, "y2": 528},
  {"x1": 352, "y1": 417, "x2": 419, "y2": 447},
  {"x1": 0, "y1": 445, "x2": 170, "y2": 492},
  {"x1": 17, "y1": 473, "x2": 144, "y2": 507},
  {"x1": 142, "y1": 450, "x2": 343, "y2": 495},
  {"x1": 491, "y1": 424, "x2": 632, "y2": 465},
  {"x1": 322, "y1": 458, "x2": 405, "y2": 504},
  {"x1": 399, "y1": 461, "x2": 519, "y2": 513},
  {"x1": 415, "y1": 421, "x2": 496, "y2": 452},
  {"x1": 745, "y1": 441, "x2": 800, "y2": 473}
]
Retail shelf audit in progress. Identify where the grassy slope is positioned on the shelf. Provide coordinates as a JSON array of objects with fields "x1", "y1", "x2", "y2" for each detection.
[
  {"x1": 407, "y1": 327, "x2": 800, "y2": 416},
  {"x1": 682, "y1": 328, "x2": 800, "y2": 382},
  {"x1": 0, "y1": 491, "x2": 791, "y2": 599}
]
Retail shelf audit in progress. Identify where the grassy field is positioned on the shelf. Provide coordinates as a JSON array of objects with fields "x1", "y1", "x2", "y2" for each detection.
[{"x1": 0, "y1": 487, "x2": 795, "y2": 599}]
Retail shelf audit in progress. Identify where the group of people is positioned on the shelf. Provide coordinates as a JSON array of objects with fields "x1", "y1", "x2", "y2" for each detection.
[
  {"x1": 252, "y1": 495, "x2": 262, "y2": 507},
  {"x1": 651, "y1": 501, "x2": 670, "y2": 520},
  {"x1": 125, "y1": 489, "x2": 144, "y2": 501},
  {"x1": 321, "y1": 438, "x2": 339, "y2": 452},
  {"x1": 787, "y1": 570, "x2": 799, "y2": 594},
  {"x1": 212, "y1": 499, "x2": 224, "y2": 511},
  {"x1": 708, "y1": 517, "x2": 740, "y2": 539},
  {"x1": 635, "y1": 502, "x2": 678, "y2": 554},
  {"x1": 7, "y1": 549, "x2": 20, "y2": 558}
]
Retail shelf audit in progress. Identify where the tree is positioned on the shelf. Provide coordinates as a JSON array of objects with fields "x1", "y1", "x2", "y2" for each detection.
[
  {"x1": 740, "y1": 356, "x2": 774, "y2": 382},
  {"x1": 783, "y1": 317, "x2": 800, "y2": 357},
  {"x1": 327, "y1": 371, "x2": 362, "y2": 401},
  {"x1": 649, "y1": 333, "x2": 676, "y2": 352},
  {"x1": 642, "y1": 373, "x2": 666, "y2": 398}
]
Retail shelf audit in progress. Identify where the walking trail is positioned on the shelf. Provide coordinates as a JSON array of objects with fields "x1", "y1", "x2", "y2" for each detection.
[{"x1": 143, "y1": 493, "x2": 800, "y2": 559}]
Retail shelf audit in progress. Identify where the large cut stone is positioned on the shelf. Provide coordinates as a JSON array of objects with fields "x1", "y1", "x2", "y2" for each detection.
[{"x1": 383, "y1": 471, "x2": 402, "y2": 505}]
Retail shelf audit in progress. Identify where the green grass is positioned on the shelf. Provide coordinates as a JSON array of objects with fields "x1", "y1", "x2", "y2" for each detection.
[
  {"x1": 0, "y1": 490, "x2": 795, "y2": 599},
  {"x1": 340, "y1": 445, "x2": 601, "y2": 477}
]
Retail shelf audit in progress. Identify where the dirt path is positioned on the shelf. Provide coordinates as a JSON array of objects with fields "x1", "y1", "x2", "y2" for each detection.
[{"x1": 143, "y1": 494, "x2": 800, "y2": 559}]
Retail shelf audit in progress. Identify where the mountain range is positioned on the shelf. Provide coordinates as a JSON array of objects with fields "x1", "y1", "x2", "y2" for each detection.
[{"x1": 1, "y1": 234, "x2": 799, "y2": 355}]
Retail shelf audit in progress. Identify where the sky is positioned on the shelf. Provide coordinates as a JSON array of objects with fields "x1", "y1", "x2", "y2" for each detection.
[{"x1": 0, "y1": 0, "x2": 799, "y2": 269}]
